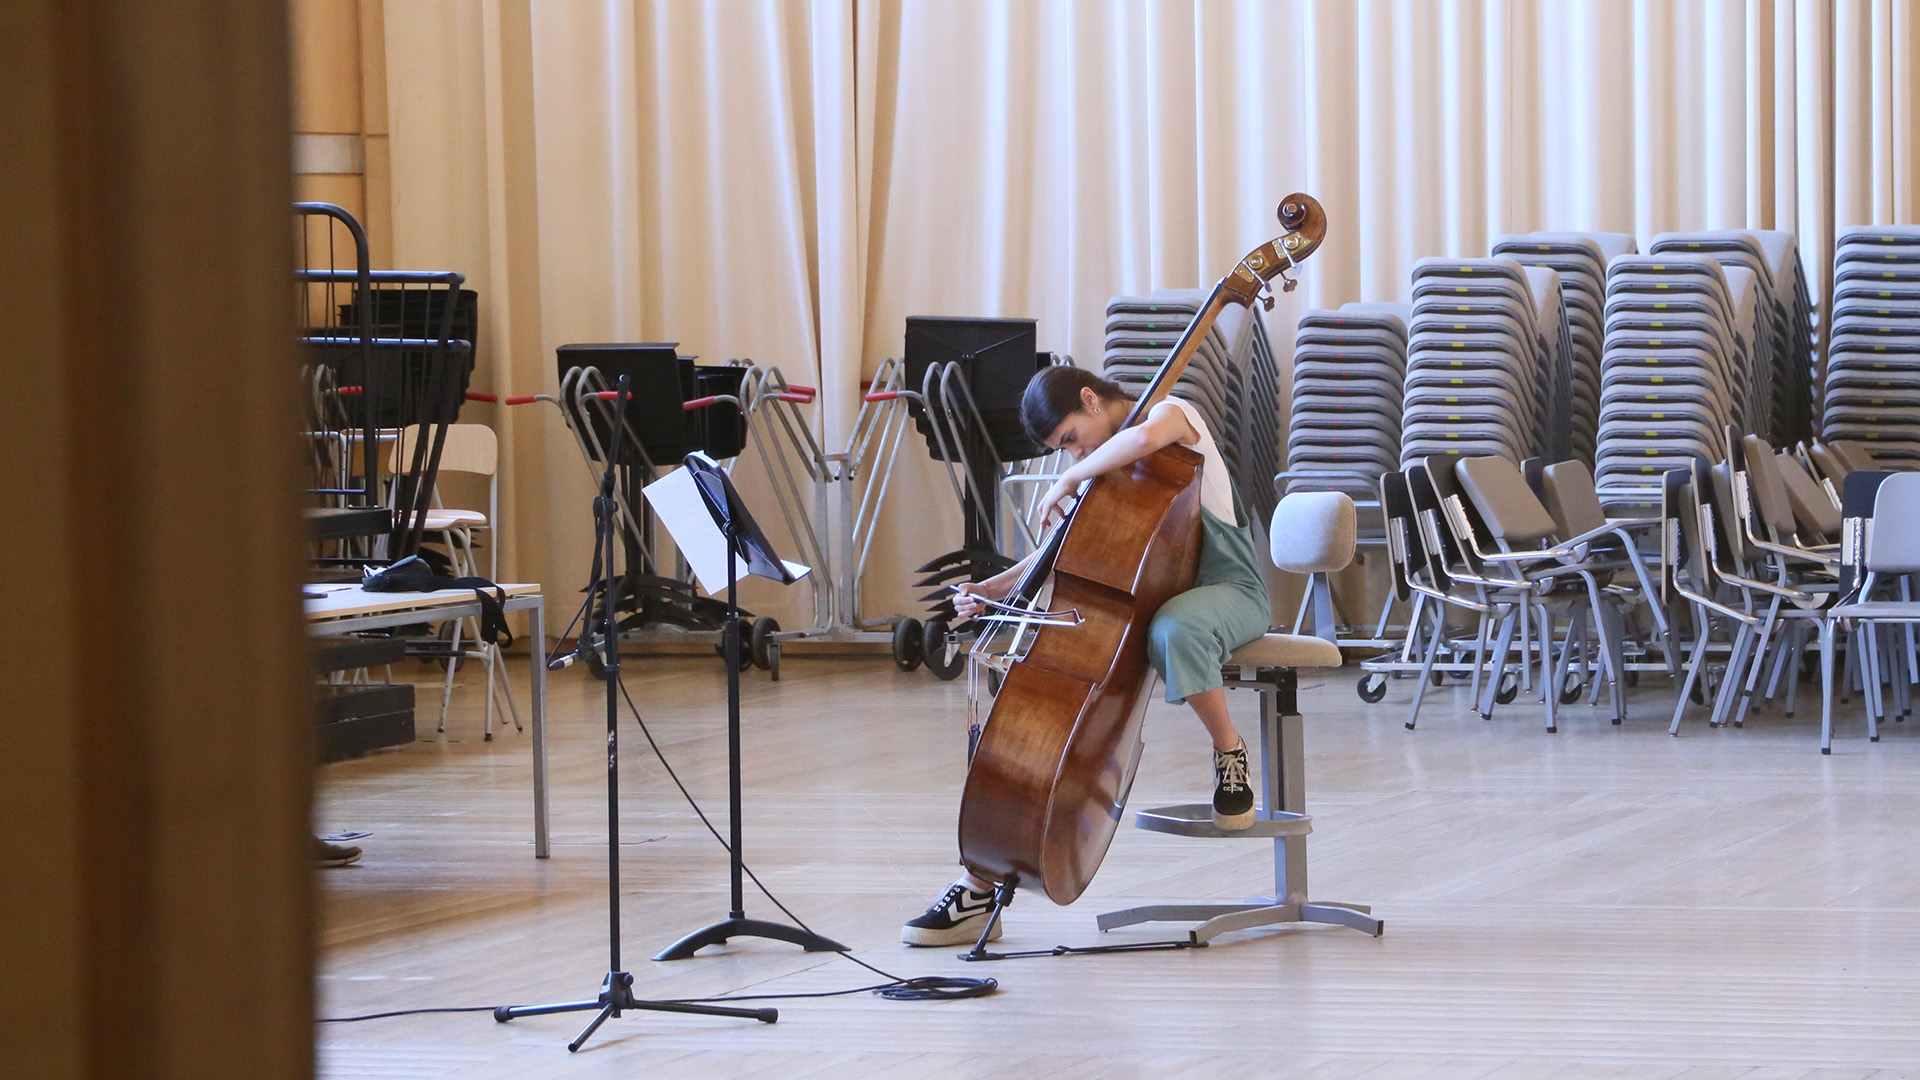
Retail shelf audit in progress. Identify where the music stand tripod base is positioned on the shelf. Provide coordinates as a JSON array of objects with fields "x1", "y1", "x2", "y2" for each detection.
[
  {"x1": 654, "y1": 918, "x2": 848, "y2": 961},
  {"x1": 493, "y1": 972, "x2": 775, "y2": 1053}
]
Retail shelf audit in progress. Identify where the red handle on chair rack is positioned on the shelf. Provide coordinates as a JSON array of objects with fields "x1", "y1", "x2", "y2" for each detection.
[
  {"x1": 863, "y1": 390, "x2": 900, "y2": 402},
  {"x1": 683, "y1": 395, "x2": 722, "y2": 410},
  {"x1": 503, "y1": 395, "x2": 540, "y2": 406}
]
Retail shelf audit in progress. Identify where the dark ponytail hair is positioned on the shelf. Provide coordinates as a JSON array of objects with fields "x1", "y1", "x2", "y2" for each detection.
[{"x1": 1020, "y1": 365, "x2": 1134, "y2": 444}]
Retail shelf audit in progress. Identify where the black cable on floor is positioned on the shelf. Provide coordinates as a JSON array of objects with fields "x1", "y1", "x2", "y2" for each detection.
[
  {"x1": 321, "y1": 1006, "x2": 498, "y2": 1023},
  {"x1": 316, "y1": 662, "x2": 996, "y2": 1025}
]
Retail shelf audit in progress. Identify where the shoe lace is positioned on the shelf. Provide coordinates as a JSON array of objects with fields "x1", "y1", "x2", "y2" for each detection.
[
  {"x1": 930, "y1": 881, "x2": 970, "y2": 914},
  {"x1": 1215, "y1": 748, "x2": 1249, "y2": 792}
]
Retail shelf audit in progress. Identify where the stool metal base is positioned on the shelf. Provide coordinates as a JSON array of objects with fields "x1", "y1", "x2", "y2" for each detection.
[
  {"x1": 1097, "y1": 666, "x2": 1383, "y2": 945},
  {"x1": 1098, "y1": 898, "x2": 1380, "y2": 943}
]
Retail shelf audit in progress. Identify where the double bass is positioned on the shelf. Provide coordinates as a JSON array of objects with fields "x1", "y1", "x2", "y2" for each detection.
[{"x1": 957, "y1": 195, "x2": 1329, "y2": 907}]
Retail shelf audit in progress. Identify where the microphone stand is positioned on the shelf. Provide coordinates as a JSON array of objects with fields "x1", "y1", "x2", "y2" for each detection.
[{"x1": 493, "y1": 376, "x2": 776, "y2": 1051}]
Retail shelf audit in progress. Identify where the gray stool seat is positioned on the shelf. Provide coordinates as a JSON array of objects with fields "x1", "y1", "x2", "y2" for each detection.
[{"x1": 1227, "y1": 633, "x2": 1344, "y2": 671}]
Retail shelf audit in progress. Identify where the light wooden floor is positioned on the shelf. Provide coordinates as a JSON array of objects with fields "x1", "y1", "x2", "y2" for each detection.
[{"x1": 316, "y1": 656, "x2": 1920, "y2": 1079}]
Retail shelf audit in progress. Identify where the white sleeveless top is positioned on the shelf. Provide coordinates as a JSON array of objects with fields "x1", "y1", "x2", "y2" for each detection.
[{"x1": 1152, "y1": 397, "x2": 1237, "y2": 527}]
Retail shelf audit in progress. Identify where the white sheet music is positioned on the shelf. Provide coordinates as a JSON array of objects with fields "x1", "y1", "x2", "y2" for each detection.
[{"x1": 641, "y1": 467, "x2": 810, "y2": 595}]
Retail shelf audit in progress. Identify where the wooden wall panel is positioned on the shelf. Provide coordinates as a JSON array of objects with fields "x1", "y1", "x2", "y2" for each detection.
[
  {"x1": 0, "y1": 2, "x2": 313, "y2": 1078},
  {"x1": 291, "y1": 0, "x2": 362, "y2": 134}
]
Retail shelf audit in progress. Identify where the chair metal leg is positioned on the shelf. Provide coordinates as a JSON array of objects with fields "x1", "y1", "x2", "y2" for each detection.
[
  {"x1": 1781, "y1": 625, "x2": 1807, "y2": 718},
  {"x1": 1670, "y1": 616, "x2": 1711, "y2": 736},
  {"x1": 1478, "y1": 607, "x2": 1518, "y2": 720},
  {"x1": 1821, "y1": 619, "x2": 1839, "y2": 754},
  {"x1": 436, "y1": 618, "x2": 463, "y2": 733},
  {"x1": 1405, "y1": 601, "x2": 1447, "y2": 731},
  {"x1": 1709, "y1": 620, "x2": 1756, "y2": 729},
  {"x1": 1732, "y1": 595, "x2": 1783, "y2": 728},
  {"x1": 1518, "y1": 599, "x2": 1534, "y2": 692},
  {"x1": 1865, "y1": 623, "x2": 1883, "y2": 743},
  {"x1": 1468, "y1": 605, "x2": 1491, "y2": 706}
]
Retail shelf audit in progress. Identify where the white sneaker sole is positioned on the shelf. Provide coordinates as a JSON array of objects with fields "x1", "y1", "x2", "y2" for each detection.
[
  {"x1": 901, "y1": 916, "x2": 1003, "y2": 948},
  {"x1": 1212, "y1": 807, "x2": 1256, "y2": 831}
]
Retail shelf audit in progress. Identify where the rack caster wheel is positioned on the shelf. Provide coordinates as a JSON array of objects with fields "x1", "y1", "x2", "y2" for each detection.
[
  {"x1": 1430, "y1": 669, "x2": 1447, "y2": 687},
  {"x1": 922, "y1": 618, "x2": 965, "y2": 681},
  {"x1": 715, "y1": 617, "x2": 756, "y2": 668},
  {"x1": 1559, "y1": 674, "x2": 1584, "y2": 705},
  {"x1": 891, "y1": 618, "x2": 924, "y2": 672},
  {"x1": 750, "y1": 617, "x2": 780, "y2": 672},
  {"x1": 1356, "y1": 672, "x2": 1388, "y2": 703},
  {"x1": 1494, "y1": 671, "x2": 1520, "y2": 706}
]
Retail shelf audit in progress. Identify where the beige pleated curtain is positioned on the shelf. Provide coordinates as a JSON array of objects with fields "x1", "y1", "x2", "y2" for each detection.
[{"x1": 379, "y1": 0, "x2": 1920, "y2": 627}]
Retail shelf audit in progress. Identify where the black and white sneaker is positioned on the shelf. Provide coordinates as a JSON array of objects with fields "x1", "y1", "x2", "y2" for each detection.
[
  {"x1": 1212, "y1": 741, "x2": 1255, "y2": 830},
  {"x1": 901, "y1": 880, "x2": 1001, "y2": 947}
]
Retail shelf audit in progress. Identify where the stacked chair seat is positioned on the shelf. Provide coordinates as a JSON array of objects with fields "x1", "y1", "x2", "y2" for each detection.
[{"x1": 1820, "y1": 225, "x2": 1920, "y2": 463}]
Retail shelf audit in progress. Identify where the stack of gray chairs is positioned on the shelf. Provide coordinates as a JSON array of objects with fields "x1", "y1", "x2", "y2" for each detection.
[
  {"x1": 1650, "y1": 230, "x2": 1817, "y2": 443},
  {"x1": 1593, "y1": 253, "x2": 1761, "y2": 513},
  {"x1": 1217, "y1": 299, "x2": 1285, "y2": 528},
  {"x1": 1820, "y1": 225, "x2": 1920, "y2": 463},
  {"x1": 1103, "y1": 287, "x2": 1282, "y2": 527},
  {"x1": 1491, "y1": 232, "x2": 1637, "y2": 466},
  {"x1": 1401, "y1": 257, "x2": 1570, "y2": 468},
  {"x1": 1280, "y1": 302, "x2": 1408, "y2": 503}
]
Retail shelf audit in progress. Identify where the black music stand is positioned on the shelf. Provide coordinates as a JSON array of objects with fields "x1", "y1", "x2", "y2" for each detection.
[
  {"x1": 651, "y1": 453, "x2": 848, "y2": 960},
  {"x1": 492, "y1": 380, "x2": 775, "y2": 1052}
]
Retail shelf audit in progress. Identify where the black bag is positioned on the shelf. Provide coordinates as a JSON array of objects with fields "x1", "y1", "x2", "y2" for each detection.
[{"x1": 362, "y1": 556, "x2": 514, "y2": 647}]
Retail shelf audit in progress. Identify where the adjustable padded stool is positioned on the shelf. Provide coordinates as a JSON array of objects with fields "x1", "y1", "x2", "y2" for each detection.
[{"x1": 1098, "y1": 492, "x2": 1383, "y2": 944}]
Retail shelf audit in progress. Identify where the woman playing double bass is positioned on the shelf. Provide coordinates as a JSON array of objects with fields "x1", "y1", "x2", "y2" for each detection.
[{"x1": 901, "y1": 363, "x2": 1271, "y2": 947}]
